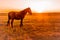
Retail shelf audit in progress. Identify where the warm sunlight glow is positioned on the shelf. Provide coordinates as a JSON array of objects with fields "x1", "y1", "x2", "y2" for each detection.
[
  {"x1": 29, "y1": 1, "x2": 52, "y2": 13},
  {"x1": 0, "y1": 0, "x2": 60, "y2": 13}
]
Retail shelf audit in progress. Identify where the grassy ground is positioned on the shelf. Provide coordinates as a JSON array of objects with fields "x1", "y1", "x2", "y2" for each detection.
[{"x1": 0, "y1": 13, "x2": 60, "y2": 40}]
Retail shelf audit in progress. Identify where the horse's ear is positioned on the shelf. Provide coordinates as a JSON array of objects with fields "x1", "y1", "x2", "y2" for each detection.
[{"x1": 28, "y1": 7, "x2": 30, "y2": 9}]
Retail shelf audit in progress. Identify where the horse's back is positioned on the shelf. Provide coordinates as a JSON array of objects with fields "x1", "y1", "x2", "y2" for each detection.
[
  {"x1": 8, "y1": 11, "x2": 22, "y2": 19},
  {"x1": 8, "y1": 11, "x2": 16, "y2": 19}
]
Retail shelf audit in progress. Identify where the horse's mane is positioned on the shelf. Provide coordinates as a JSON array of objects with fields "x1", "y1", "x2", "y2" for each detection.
[{"x1": 19, "y1": 7, "x2": 30, "y2": 13}]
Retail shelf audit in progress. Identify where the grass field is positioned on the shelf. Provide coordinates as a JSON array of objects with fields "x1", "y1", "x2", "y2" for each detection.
[{"x1": 0, "y1": 12, "x2": 60, "y2": 40}]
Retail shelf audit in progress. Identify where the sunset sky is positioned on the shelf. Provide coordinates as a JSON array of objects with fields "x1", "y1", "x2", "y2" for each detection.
[{"x1": 0, "y1": 0, "x2": 60, "y2": 13}]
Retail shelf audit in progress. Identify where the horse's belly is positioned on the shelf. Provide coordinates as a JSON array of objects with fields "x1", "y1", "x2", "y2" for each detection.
[
  {"x1": 14, "y1": 17, "x2": 21, "y2": 20},
  {"x1": 15, "y1": 18, "x2": 20, "y2": 20}
]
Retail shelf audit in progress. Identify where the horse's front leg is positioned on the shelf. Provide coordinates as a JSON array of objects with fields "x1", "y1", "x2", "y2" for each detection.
[
  {"x1": 20, "y1": 18, "x2": 23, "y2": 27},
  {"x1": 11, "y1": 19, "x2": 14, "y2": 28}
]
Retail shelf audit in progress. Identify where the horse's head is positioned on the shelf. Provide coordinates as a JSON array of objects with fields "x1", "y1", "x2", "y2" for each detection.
[{"x1": 26, "y1": 7, "x2": 32, "y2": 15}]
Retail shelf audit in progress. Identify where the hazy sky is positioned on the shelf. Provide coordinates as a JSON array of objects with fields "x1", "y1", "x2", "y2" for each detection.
[{"x1": 0, "y1": 0, "x2": 60, "y2": 13}]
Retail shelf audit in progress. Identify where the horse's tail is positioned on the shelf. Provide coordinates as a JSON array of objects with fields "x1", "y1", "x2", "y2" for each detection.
[{"x1": 8, "y1": 12, "x2": 11, "y2": 19}]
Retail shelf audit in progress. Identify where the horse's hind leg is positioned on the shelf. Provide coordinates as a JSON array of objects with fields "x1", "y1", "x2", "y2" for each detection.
[
  {"x1": 7, "y1": 18, "x2": 10, "y2": 26},
  {"x1": 11, "y1": 19, "x2": 14, "y2": 28}
]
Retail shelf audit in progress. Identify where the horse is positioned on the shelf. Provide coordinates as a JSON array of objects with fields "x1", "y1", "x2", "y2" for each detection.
[{"x1": 7, "y1": 7, "x2": 32, "y2": 28}]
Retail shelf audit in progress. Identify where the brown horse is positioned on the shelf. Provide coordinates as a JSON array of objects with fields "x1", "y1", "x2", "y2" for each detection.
[{"x1": 7, "y1": 7, "x2": 32, "y2": 28}]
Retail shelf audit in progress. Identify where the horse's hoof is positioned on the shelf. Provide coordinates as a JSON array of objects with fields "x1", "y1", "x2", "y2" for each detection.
[
  {"x1": 6, "y1": 24, "x2": 9, "y2": 26},
  {"x1": 11, "y1": 26, "x2": 13, "y2": 28},
  {"x1": 20, "y1": 24, "x2": 23, "y2": 27},
  {"x1": 20, "y1": 25, "x2": 23, "y2": 27},
  {"x1": 6, "y1": 24, "x2": 10, "y2": 26}
]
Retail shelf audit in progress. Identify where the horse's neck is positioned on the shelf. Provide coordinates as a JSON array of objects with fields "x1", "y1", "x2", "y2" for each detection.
[
  {"x1": 21, "y1": 10, "x2": 27, "y2": 14},
  {"x1": 18, "y1": 10, "x2": 27, "y2": 16}
]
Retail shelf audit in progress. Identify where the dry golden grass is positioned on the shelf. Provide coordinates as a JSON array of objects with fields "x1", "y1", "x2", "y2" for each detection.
[{"x1": 0, "y1": 13, "x2": 60, "y2": 40}]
